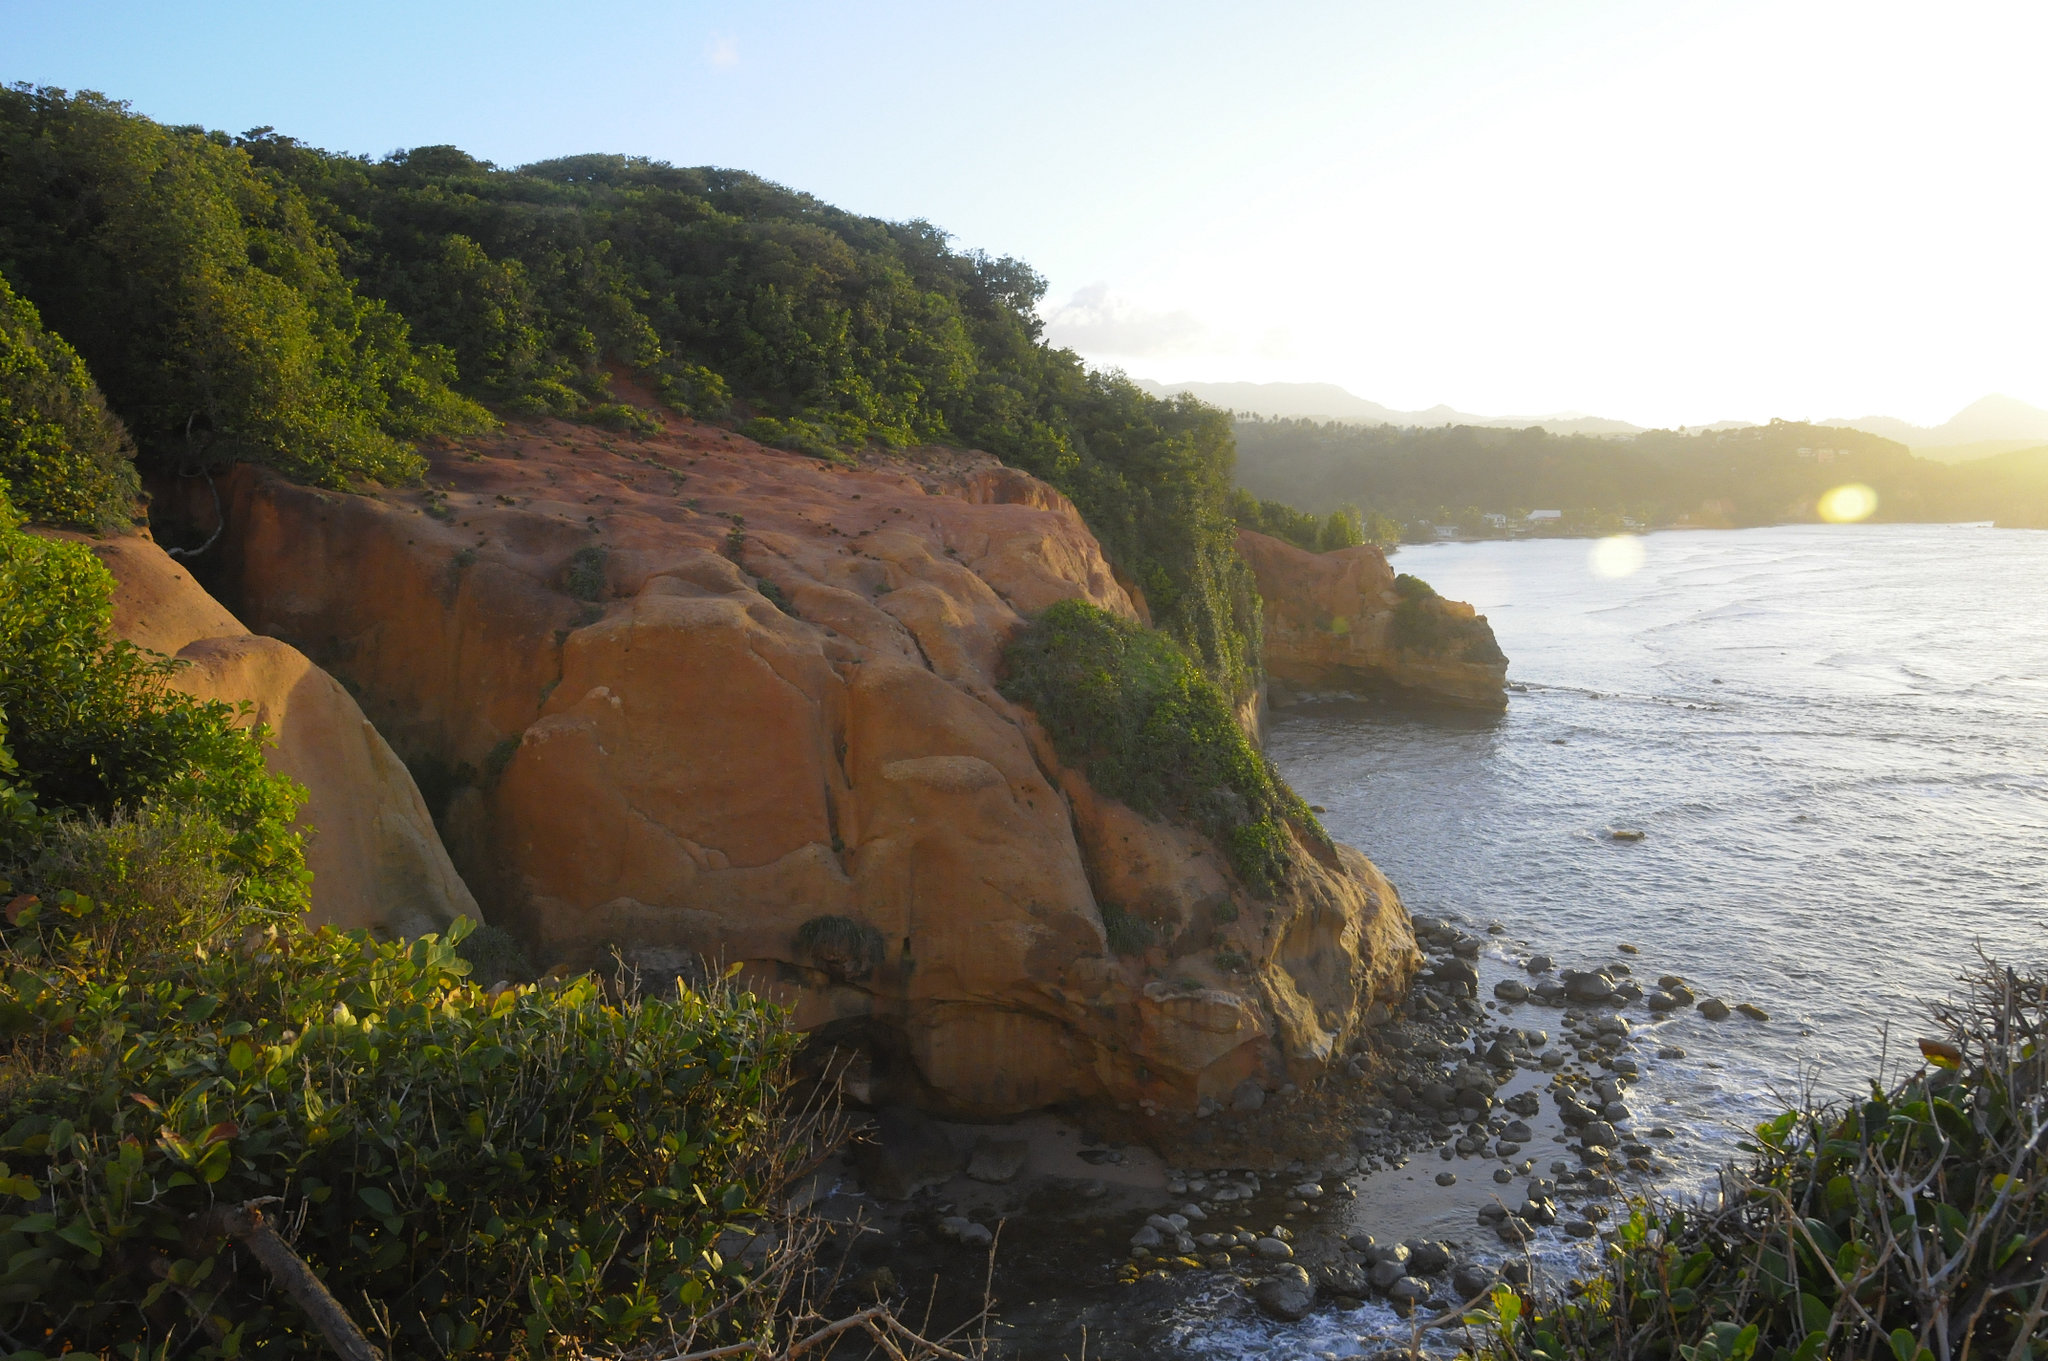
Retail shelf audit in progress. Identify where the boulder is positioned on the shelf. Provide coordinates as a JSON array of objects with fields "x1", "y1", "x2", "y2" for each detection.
[
  {"x1": 1234, "y1": 529, "x2": 1507, "y2": 710},
  {"x1": 169, "y1": 421, "x2": 1423, "y2": 1120},
  {"x1": 1697, "y1": 997, "x2": 1732, "y2": 1021},
  {"x1": 55, "y1": 532, "x2": 478, "y2": 937},
  {"x1": 1493, "y1": 979, "x2": 1529, "y2": 1003},
  {"x1": 1255, "y1": 1265, "x2": 1316, "y2": 1322}
]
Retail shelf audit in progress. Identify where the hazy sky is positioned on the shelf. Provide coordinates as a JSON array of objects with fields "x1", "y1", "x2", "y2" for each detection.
[{"x1": 6, "y1": 0, "x2": 2044, "y2": 428}]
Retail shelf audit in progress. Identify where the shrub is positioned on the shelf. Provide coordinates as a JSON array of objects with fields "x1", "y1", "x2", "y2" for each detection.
[
  {"x1": 585, "y1": 401, "x2": 663, "y2": 435},
  {"x1": 0, "y1": 492, "x2": 305, "y2": 906},
  {"x1": 0, "y1": 273, "x2": 138, "y2": 530},
  {"x1": 562, "y1": 543, "x2": 608, "y2": 601},
  {"x1": 1000, "y1": 599, "x2": 1324, "y2": 896},
  {"x1": 652, "y1": 362, "x2": 732, "y2": 420},
  {"x1": 1391, "y1": 572, "x2": 1506, "y2": 665},
  {"x1": 0, "y1": 898, "x2": 799, "y2": 1359},
  {"x1": 1473, "y1": 959, "x2": 2048, "y2": 1361},
  {"x1": 737, "y1": 416, "x2": 852, "y2": 465},
  {"x1": 1098, "y1": 903, "x2": 1155, "y2": 956}
]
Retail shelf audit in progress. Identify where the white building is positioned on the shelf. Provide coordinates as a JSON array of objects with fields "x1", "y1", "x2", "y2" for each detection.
[{"x1": 1526, "y1": 509, "x2": 1562, "y2": 522}]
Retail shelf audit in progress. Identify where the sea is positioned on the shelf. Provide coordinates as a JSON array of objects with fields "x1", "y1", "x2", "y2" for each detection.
[
  {"x1": 946, "y1": 523, "x2": 2048, "y2": 1359},
  {"x1": 1213, "y1": 521, "x2": 2048, "y2": 1356}
]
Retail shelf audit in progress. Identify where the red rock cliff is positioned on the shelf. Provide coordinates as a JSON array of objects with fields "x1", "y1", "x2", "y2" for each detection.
[
  {"x1": 164, "y1": 419, "x2": 1419, "y2": 1118},
  {"x1": 1236, "y1": 529, "x2": 1509, "y2": 710}
]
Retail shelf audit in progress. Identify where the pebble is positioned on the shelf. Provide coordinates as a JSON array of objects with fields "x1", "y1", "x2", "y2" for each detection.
[
  {"x1": 1735, "y1": 1002, "x2": 1770, "y2": 1021},
  {"x1": 1657, "y1": 1045, "x2": 1687, "y2": 1059},
  {"x1": 1697, "y1": 997, "x2": 1732, "y2": 1020},
  {"x1": 1525, "y1": 955, "x2": 1553, "y2": 973},
  {"x1": 1252, "y1": 1237, "x2": 1294, "y2": 1261},
  {"x1": 1434, "y1": 1171, "x2": 1457, "y2": 1186}
]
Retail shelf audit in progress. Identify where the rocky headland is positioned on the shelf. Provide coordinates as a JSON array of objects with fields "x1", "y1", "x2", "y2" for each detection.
[
  {"x1": 143, "y1": 410, "x2": 1494, "y2": 1125},
  {"x1": 1236, "y1": 528, "x2": 1508, "y2": 711}
]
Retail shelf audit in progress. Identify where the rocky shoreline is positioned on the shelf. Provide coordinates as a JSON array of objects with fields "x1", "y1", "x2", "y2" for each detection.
[{"x1": 806, "y1": 909, "x2": 1774, "y2": 1357}]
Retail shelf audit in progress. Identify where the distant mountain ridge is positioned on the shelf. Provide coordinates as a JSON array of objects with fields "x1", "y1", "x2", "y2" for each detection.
[
  {"x1": 1137, "y1": 380, "x2": 2048, "y2": 455},
  {"x1": 1130, "y1": 379, "x2": 1648, "y2": 437},
  {"x1": 1822, "y1": 394, "x2": 2048, "y2": 460}
]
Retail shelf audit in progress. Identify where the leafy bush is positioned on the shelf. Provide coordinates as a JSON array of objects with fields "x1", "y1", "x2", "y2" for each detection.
[
  {"x1": 0, "y1": 272, "x2": 138, "y2": 530},
  {"x1": 1474, "y1": 960, "x2": 2048, "y2": 1361},
  {"x1": 653, "y1": 362, "x2": 732, "y2": 419},
  {"x1": 0, "y1": 492, "x2": 305, "y2": 902},
  {"x1": 562, "y1": 543, "x2": 609, "y2": 601},
  {"x1": 0, "y1": 891, "x2": 798, "y2": 1359},
  {"x1": 1000, "y1": 599, "x2": 1324, "y2": 896},
  {"x1": 737, "y1": 416, "x2": 852, "y2": 464},
  {"x1": 0, "y1": 86, "x2": 490, "y2": 488},
  {"x1": 585, "y1": 401, "x2": 662, "y2": 435},
  {"x1": 1391, "y1": 573, "x2": 1506, "y2": 665},
  {"x1": 1227, "y1": 489, "x2": 1381, "y2": 554}
]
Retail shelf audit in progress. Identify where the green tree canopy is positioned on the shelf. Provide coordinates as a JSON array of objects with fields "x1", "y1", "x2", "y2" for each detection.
[
  {"x1": 0, "y1": 269, "x2": 137, "y2": 529},
  {"x1": 0, "y1": 86, "x2": 489, "y2": 488}
]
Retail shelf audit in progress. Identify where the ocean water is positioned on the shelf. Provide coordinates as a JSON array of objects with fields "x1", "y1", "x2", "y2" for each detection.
[
  {"x1": 1163, "y1": 522, "x2": 2048, "y2": 1356},
  {"x1": 1271, "y1": 522, "x2": 2048, "y2": 1160},
  {"x1": 921, "y1": 525, "x2": 2048, "y2": 1360}
]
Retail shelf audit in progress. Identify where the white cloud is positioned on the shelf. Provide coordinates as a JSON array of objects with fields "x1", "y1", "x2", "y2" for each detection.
[
  {"x1": 707, "y1": 35, "x2": 740, "y2": 68},
  {"x1": 1040, "y1": 284, "x2": 1206, "y2": 359}
]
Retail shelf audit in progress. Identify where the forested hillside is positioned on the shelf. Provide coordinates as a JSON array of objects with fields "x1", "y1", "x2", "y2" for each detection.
[
  {"x1": 0, "y1": 85, "x2": 1258, "y2": 690},
  {"x1": 1235, "y1": 415, "x2": 2048, "y2": 532}
]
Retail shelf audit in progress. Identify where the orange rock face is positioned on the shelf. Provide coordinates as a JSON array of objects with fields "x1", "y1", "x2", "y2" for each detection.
[
  {"x1": 53, "y1": 533, "x2": 480, "y2": 937},
  {"x1": 1235, "y1": 529, "x2": 1509, "y2": 709},
  {"x1": 166, "y1": 418, "x2": 1418, "y2": 1117}
]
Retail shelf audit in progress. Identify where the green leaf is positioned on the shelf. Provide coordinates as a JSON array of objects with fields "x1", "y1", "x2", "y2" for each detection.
[
  {"x1": 1890, "y1": 1329, "x2": 1918, "y2": 1361},
  {"x1": 53, "y1": 1218, "x2": 100, "y2": 1259},
  {"x1": 1797, "y1": 1291, "x2": 1831, "y2": 1334},
  {"x1": 358, "y1": 1185, "x2": 397, "y2": 1218}
]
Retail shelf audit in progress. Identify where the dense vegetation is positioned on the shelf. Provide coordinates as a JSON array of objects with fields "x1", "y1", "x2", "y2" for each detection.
[
  {"x1": 1234, "y1": 416, "x2": 2048, "y2": 533},
  {"x1": 1226, "y1": 487, "x2": 1398, "y2": 552},
  {"x1": 1000, "y1": 599, "x2": 1324, "y2": 897},
  {"x1": 0, "y1": 479, "x2": 808, "y2": 1358},
  {"x1": 0, "y1": 85, "x2": 1258, "y2": 690},
  {"x1": 0, "y1": 275, "x2": 137, "y2": 531},
  {"x1": 0, "y1": 88, "x2": 491, "y2": 489},
  {"x1": 1473, "y1": 961, "x2": 2048, "y2": 1361}
]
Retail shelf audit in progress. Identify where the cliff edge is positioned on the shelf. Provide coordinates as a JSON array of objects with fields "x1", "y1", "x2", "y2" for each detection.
[
  {"x1": 1236, "y1": 528, "x2": 1509, "y2": 710},
  {"x1": 158, "y1": 417, "x2": 1419, "y2": 1120}
]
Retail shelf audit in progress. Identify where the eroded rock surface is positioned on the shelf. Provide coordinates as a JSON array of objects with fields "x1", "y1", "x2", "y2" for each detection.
[
  {"x1": 164, "y1": 415, "x2": 1418, "y2": 1117},
  {"x1": 1235, "y1": 529, "x2": 1508, "y2": 709},
  {"x1": 56, "y1": 532, "x2": 478, "y2": 937}
]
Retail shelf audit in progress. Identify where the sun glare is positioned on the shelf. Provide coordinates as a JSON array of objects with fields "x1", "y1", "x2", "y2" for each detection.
[
  {"x1": 1589, "y1": 535, "x2": 1646, "y2": 580},
  {"x1": 1818, "y1": 483, "x2": 1880, "y2": 524}
]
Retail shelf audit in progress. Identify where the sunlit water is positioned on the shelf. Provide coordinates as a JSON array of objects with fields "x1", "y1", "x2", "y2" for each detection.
[
  {"x1": 975, "y1": 525, "x2": 2048, "y2": 1359},
  {"x1": 1276, "y1": 522, "x2": 2048, "y2": 1145},
  {"x1": 1178, "y1": 523, "x2": 2048, "y2": 1355}
]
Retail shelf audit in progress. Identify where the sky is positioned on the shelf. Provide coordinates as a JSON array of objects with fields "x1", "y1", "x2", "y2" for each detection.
[{"x1": 6, "y1": 0, "x2": 2045, "y2": 429}]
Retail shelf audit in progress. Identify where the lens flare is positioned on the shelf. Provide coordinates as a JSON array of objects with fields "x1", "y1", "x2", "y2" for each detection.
[
  {"x1": 1818, "y1": 483, "x2": 1879, "y2": 523},
  {"x1": 1589, "y1": 535, "x2": 1645, "y2": 579}
]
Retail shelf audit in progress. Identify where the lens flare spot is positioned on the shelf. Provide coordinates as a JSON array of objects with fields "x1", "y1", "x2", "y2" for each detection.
[
  {"x1": 1589, "y1": 535, "x2": 1645, "y2": 579},
  {"x1": 1818, "y1": 483, "x2": 1879, "y2": 523}
]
